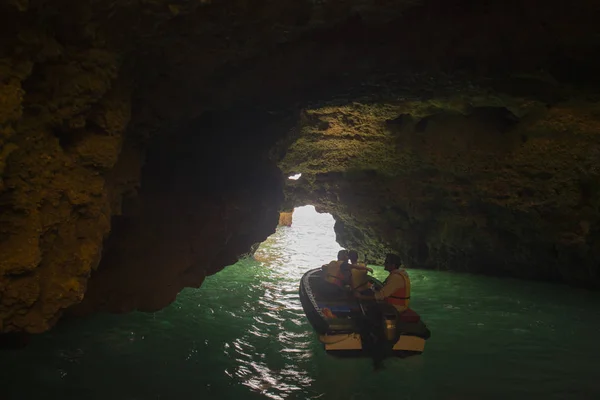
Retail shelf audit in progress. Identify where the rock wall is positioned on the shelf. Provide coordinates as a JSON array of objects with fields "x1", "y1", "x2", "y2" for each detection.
[
  {"x1": 1, "y1": 0, "x2": 600, "y2": 332},
  {"x1": 70, "y1": 111, "x2": 286, "y2": 315},
  {"x1": 0, "y1": 1, "x2": 133, "y2": 331},
  {"x1": 0, "y1": 0, "x2": 420, "y2": 332},
  {"x1": 279, "y1": 97, "x2": 600, "y2": 287},
  {"x1": 278, "y1": 212, "x2": 294, "y2": 227}
]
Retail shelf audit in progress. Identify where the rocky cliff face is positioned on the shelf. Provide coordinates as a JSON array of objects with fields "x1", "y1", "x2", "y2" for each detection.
[
  {"x1": 279, "y1": 96, "x2": 600, "y2": 287},
  {"x1": 0, "y1": 0, "x2": 599, "y2": 333},
  {"x1": 278, "y1": 212, "x2": 294, "y2": 227},
  {"x1": 0, "y1": 1, "x2": 133, "y2": 332},
  {"x1": 0, "y1": 0, "x2": 415, "y2": 332}
]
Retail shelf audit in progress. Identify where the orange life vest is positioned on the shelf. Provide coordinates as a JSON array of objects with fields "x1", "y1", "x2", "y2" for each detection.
[
  {"x1": 323, "y1": 261, "x2": 346, "y2": 287},
  {"x1": 384, "y1": 269, "x2": 411, "y2": 308}
]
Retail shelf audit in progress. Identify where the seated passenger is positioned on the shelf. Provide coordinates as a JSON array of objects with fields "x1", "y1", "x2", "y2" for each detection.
[
  {"x1": 376, "y1": 253, "x2": 411, "y2": 312},
  {"x1": 351, "y1": 254, "x2": 411, "y2": 369},
  {"x1": 346, "y1": 250, "x2": 374, "y2": 295},
  {"x1": 357, "y1": 253, "x2": 411, "y2": 313},
  {"x1": 321, "y1": 250, "x2": 349, "y2": 288}
]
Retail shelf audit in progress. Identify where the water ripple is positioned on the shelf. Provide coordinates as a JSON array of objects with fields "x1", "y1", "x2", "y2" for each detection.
[{"x1": 4, "y1": 206, "x2": 600, "y2": 400}]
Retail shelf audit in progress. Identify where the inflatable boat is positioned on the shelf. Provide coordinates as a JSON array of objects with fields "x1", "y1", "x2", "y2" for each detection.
[{"x1": 299, "y1": 268, "x2": 430, "y2": 358}]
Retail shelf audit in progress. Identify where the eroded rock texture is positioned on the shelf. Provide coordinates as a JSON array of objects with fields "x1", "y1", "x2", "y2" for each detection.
[
  {"x1": 0, "y1": 0, "x2": 419, "y2": 332},
  {"x1": 0, "y1": 3, "x2": 132, "y2": 332},
  {"x1": 71, "y1": 112, "x2": 285, "y2": 315},
  {"x1": 0, "y1": 0, "x2": 599, "y2": 332},
  {"x1": 278, "y1": 212, "x2": 294, "y2": 227},
  {"x1": 279, "y1": 98, "x2": 600, "y2": 286}
]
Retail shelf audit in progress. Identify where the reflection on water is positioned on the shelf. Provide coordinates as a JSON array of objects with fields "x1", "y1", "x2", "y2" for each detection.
[
  {"x1": 2, "y1": 205, "x2": 600, "y2": 399},
  {"x1": 221, "y1": 206, "x2": 343, "y2": 399}
]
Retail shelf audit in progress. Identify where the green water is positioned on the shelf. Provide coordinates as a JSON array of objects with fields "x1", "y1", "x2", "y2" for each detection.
[{"x1": 2, "y1": 206, "x2": 600, "y2": 399}]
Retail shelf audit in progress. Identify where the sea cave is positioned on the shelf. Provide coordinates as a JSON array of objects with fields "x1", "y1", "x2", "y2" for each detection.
[{"x1": 1, "y1": 0, "x2": 600, "y2": 398}]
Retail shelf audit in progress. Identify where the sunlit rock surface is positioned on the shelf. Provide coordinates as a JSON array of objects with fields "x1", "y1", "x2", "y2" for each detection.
[
  {"x1": 278, "y1": 212, "x2": 294, "y2": 227},
  {"x1": 0, "y1": 0, "x2": 599, "y2": 332},
  {"x1": 279, "y1": 99, "x2": 600, "y2": 286}
]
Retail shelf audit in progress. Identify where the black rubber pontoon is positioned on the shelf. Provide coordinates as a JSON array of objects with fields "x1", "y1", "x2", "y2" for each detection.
[{"x1": 299, "y1": 268, "x2": 430, "y2": 358}]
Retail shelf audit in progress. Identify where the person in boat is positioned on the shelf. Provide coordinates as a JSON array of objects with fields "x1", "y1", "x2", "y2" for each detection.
[
  {"x1": 344, "y1": 250, "x2": 374, "y2": 296},
  {"x1": 358, "y1": 253, "x2": 410, "y2": 312},
  {"x1": 321, "y1": 249, "x2": 349, "y2": 288},
  {"x1": 356, "y1": 253, "x2": 411, "y2": 369}
]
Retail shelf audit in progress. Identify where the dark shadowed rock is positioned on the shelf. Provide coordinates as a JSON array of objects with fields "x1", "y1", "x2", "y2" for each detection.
[{"x1": 0, "y1": 0, "x2": 599, "y2": 332}]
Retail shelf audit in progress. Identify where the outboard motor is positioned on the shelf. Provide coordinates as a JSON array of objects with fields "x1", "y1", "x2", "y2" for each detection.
[{"x1": 383, "y1": 313, "x2": 398, "y2": 342}]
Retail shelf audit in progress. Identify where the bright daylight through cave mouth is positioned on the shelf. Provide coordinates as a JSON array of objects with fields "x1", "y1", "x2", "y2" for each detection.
[{"x1": 254, "y1": 205, "x2": 341, "y2": 270}]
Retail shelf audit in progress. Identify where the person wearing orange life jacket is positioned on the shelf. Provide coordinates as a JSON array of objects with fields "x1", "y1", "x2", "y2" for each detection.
[
  {"x1": 321, "y1": 250, "x2": 349, "y2": 287},
  {"x1": 345, "y1": 250, "x2": 374, "y2": 296},
  {"x1": 352, "y1": 253, "x2": 409, "y2": 370},
  {"x1": 375, "y1": 253, "x2": 411, "y2": 312}
]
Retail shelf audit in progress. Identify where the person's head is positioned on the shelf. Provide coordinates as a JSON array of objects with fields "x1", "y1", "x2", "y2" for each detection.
[
  {"x1": 337, "y1": 250, "x2": 349, "y2": 262},
  {"x1": 348, "y1": 250, "x2": 359, "y2": 264},
  {"x1": 384, "y1": 253, "x2": 402, "y2": 272}
]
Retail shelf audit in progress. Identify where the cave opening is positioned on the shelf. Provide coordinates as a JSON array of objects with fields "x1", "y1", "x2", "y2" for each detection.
[
  {"x1": 254, "y1": 204, "x2": 341, "y2": 272},
  {"x1": 67, "y1": 95, "x2": 600, "y2": 322}
]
